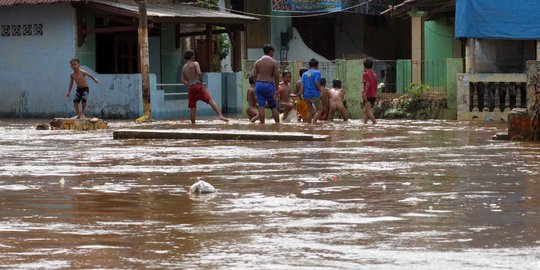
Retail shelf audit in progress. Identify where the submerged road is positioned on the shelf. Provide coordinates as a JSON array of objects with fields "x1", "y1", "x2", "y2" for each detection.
[{"x1": 0, "y1": 119, "x2": 538, "y2": 269}]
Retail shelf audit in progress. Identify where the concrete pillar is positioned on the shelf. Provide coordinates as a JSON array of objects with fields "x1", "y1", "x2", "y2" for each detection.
[
  {"x1": 408, "y1": 11, "x2": 426, "y2": 84},
  {"x1": 465, "y1": 38, "x2": 475, "y2": 73},
  {"x1": 206, "y1": 24, "x2": 213, "y2": 71},
  {"x1": 536, "y1": 40, "x2": 540, "y2": 61}
]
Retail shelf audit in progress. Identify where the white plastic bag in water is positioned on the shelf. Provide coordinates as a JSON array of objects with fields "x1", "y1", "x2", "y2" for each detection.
[{"x1": 189, "y1": 180, "x2": 216, "y2": 193}]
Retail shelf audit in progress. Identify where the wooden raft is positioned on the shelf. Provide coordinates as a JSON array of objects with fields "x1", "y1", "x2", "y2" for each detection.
[
  {"x1": 50, "y1": 118, "x2": 108, "y2": 130},
  {"x1": 113, "y1": 129, "x2": 329, "y2": 141}
]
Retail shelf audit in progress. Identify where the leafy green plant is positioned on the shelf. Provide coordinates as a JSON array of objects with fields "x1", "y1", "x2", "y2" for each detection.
[
  {"x1": 405, "y1": 83, "x2": 431, "y2": 99},
  {"x1": 395, "y1": 83, "x2": 431, "y2": 113},
  {"x1": 212, "y1": 32, "x2": 230, "y2": 71}
]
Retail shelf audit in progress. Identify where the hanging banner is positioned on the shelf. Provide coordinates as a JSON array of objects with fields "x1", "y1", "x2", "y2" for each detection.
[{"x1": 272, "y1": 0, "x2": 342, "y2": 13}]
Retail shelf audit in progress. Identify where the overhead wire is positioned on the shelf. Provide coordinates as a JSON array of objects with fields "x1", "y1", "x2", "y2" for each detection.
[{"x1": 195, "y1": 0, "x2": 376, "y2": 18}]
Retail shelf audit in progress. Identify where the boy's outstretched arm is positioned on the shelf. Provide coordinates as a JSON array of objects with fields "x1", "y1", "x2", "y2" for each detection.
[
  {"x1": 67, "y1": 75, "x2": 74, "y2": 97},
  {"x1": 83, "y1": 70, "x2": 99, "y2": 83}
]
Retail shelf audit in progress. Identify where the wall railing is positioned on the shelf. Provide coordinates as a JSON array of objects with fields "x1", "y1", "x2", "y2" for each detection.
[{"x1": 457, "y1": 73, "x2": 527, "y2": 121}]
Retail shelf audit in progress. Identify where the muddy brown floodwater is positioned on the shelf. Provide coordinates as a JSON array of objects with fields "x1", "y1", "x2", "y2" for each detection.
[{"x1": 0, "y1": 118, "x2": 538, "y2": 269}]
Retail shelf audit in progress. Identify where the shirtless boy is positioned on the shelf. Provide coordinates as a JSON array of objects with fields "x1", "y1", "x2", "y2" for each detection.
[
  {"x1": 66, "y1": 58, "x2": 98, "y2": 119},
  {"x1": 328, "y1": 79, "x2": 349, "y2": 121},
  {"x1": 277, "y1": 70, "x2": 294, "y2": 121},
  {"x1": 253, "y1": 44, "x2": 280, "y2": 124},
  {"x1": 319, "y1": 78, "x2": 330, "y2": 121},
  {"x1": 181, "y1": 50, "x2": 229, "y2": 124},
  {"x1": 246, "y1": 76, "x2": 259, "y2": 122}
]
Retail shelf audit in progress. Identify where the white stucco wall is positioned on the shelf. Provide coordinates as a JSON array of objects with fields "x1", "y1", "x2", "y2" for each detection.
[
  {"x1": 0, "y1": 3, "x2": 78, "y2": 117},
  {"x1": 0, "y1": 3, "x2": 145, "y2": 118},
  {"x1": 247, "y1": 27, "x2": 328, "y2": 62}
]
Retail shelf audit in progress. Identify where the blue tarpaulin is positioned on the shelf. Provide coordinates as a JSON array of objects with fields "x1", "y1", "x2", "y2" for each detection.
[{"x1": 455, "y1": 0, "x2": 540, "y2": 40}]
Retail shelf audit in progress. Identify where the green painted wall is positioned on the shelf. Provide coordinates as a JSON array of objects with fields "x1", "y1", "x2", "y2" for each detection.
[
  {"x1": 424, "y1": 19, "x2": 453, "y2": 87},
  {"x1": 396, "y1": 59, "x2": 411, "y2": 93},
  {"x1": 75, "y1": 15, "x2": 96, "y2": 70},
  {"x1": 160, "y1": 23, "x2": 182, "y2": 84},
  {"x1": 160, "y1": 23, "x2": 182, "y2": 100},
  {"x1": 336, "y1": 59, "x2": 363, "y2": 119}
]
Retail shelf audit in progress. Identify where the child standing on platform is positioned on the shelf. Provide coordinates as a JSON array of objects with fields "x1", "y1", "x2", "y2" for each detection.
[{"x1": 66, "y1": 58, "x2": 98, "y2": 119}]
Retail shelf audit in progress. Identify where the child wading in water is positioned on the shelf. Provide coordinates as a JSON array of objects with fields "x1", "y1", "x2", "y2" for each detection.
[
  {"x1": 328, "y1": 80, "x2": 349, "y2": 121},
  {"x1": 66, "y1": 58, "x2": 98, "y2": 119},
  {"x1": 295, "y1": 68, "x2": 309, "y2": 122},
  {"x1": 181, "y1": 50, "x2": 229, "y2": 124},
  {"x1": 362, "y1": 58, "x2": 377, "y2": 124},
  {"x1": 277, "y1": 70, "x2": 294, "y2": 121},
  {"x1": 246, "y1": 76, "x2": 259, "y2": 122}
]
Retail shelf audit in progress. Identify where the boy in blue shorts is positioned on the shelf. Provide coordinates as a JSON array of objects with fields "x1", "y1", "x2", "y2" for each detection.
[{"x1": 253, "y1": 44, "x2": 280, "y2": 123}]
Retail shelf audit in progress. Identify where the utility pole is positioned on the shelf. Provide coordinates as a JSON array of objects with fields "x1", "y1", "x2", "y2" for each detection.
[{"x1": 137, "y1": 0, "x2": 151, "y2": 121}]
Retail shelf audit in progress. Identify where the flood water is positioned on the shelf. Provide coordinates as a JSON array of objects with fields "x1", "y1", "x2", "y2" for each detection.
[{"x1": 0, "y1": 118, "x2": 538, "y2": 269}]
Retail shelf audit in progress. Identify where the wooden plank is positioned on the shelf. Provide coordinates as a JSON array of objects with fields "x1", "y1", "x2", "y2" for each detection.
[{"x1": 113, "y1": 129, "x2": 330, "y2": 141}]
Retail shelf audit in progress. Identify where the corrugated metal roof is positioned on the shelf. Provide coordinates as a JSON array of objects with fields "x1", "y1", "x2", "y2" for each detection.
[
  {"x1": 90, "y1": 0, "x2": 257, "y2": 22},
  {"x1": 0, "y1": 0, "x2": 258, "y2": 23},
  {"x1": 381, "y1": 0, "x2": 455, "y2": 20},
  {"x1": 0, "y1": 0, "x2": 81, "y2": 6}
]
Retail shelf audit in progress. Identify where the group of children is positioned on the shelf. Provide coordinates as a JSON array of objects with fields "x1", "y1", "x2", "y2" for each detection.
[
  {"x1": 66, "y1": 44, "x2": 377, "y2": 124},
  {"x1": 246, "y1": 69, "x2": 350, "y2": 123},
  {"x1": 247, "y1": 49, "x2": 377, "y2": 124}
]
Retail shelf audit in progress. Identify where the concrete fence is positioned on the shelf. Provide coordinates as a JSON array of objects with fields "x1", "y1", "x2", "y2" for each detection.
[{"x1": 243, "y1": 58, "x2": 463, "y2": 120}]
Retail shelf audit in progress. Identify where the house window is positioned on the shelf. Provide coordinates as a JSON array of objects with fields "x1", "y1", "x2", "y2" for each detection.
[
  {"x1": 22, "y1": 24, "x2": 32, "y2": 36},
  {"x1": 96, "y1": 32, "x2": 139, "y2": 74},
  {"x1": 474, "y1": 39, "x2": 535, "y2": 73},
  {"x1": 33, "y1": 24, "x2": 43, "y2": 35},
  {"x1": 0, "y1": 24, "x2": 43, "y2": 37},
  {"x1": 11, "y1": 25, "x2": 21, "y2": 36},
  {"x1": 1, "y1": 25, "x2": 10, "y2": 36}
]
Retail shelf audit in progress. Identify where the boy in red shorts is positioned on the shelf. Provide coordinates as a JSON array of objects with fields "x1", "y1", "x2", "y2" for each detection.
[{"x1": 181, "y1": 50, "x2": 229, "y2": 124}]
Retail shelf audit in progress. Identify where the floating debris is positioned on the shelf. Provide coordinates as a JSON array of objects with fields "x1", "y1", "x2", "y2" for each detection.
[
  {"x1": 189, "y1": 180, "x2": 216, "y2": 194},
  {"x1": 35, "y1": 123, "x2": 49, "y2": 130}
]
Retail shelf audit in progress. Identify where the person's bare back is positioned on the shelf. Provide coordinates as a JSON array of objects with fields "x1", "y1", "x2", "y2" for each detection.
[
  {"x1": 253, "y1": 57, "x2": 279, "y2": 83},
  {"x1": 181, "y1": 50, "x2": 229, "y2": 124},
  {"x1": 320, "y1": 86, "x2": 330, "y2": 120},
  {"x1": 182, "y1": 61, "x2": 201, "y2": 85},
  {"x1": 252, "y1": 45, "x2": 280, "y2": 124},
  {"x1": 328, "y1": 80, "x2": 348, "y2": 121},
  {"x1": 329, "y1": 88, "x2": 345, "y2": 103},
  {"x1": 247, "y1": 86, "x2": 257, "y2": 108}
]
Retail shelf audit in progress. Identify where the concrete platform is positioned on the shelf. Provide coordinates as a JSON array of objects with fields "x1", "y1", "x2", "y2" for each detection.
[
  {"x1": 50, "y1": 118, "x2": 108, "y2": 130},
  {"x1": 113, "y1": 129, "x2": 329, "y2": 141}
]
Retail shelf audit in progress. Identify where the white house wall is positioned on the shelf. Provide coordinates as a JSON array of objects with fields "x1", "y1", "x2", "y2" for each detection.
[
  {"x1": 0, "y1": 3, "x2": 78, "y2": 117},
  {"x1": 0, "y1": 3, "x2": 145, "y2": 118},
  {"x1": 247, "y1": 28, "x2": 328, "y2": 62}
]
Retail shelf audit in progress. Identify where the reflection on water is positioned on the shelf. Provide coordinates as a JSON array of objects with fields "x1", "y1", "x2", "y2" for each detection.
[{"x1": 0, "y1": 119, "x2": 538, "y2": 269}]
